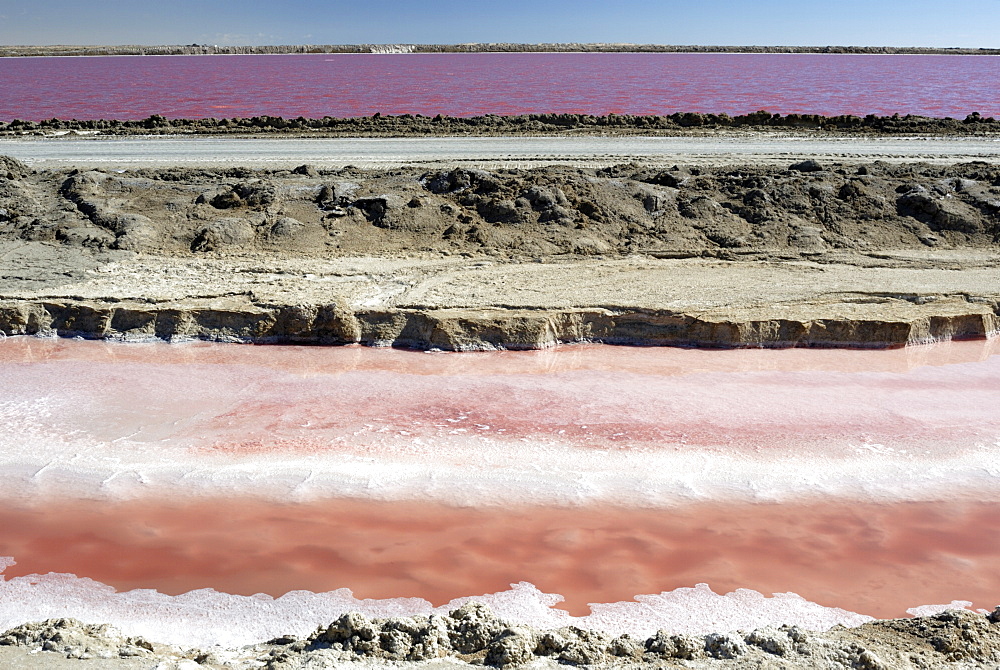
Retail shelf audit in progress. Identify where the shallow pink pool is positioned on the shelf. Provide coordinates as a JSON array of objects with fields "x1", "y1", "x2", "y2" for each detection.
[{"x1": 0, "y1": 337, "x2": 998, "y2": 646}]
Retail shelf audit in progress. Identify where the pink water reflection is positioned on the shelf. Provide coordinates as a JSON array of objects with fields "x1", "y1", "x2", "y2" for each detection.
[
  {"x1": 2, "y1": 53, "x2": 998, "y2": 121},
  {"x1": 2, "y1": 496, "x2": 998, "y2": 619}
]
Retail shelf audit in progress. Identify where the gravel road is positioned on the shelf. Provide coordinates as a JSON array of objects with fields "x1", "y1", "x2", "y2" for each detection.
[{"x1": 2, "y1": 134, "x2": 1000, "y2": 169}]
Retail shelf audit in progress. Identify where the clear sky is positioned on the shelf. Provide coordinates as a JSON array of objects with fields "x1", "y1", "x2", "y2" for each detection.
[{"x1": 0, "y1": 0, "x2": 997, "y2": 48}]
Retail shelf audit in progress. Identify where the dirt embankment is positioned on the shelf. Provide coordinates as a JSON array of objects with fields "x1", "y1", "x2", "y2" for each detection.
[
  {"x1": 4, "y1": 156, "x2": 1000, "y2": 257},
  {"x1": 4, "y1": 111, "x2": 999, "y2": 136},
  {"x1": 2, "y1": 605, "x2": 1000, "y2": 669},
  {"x1": 1, "y1": 155, "x2": 999, "y2": 348}
]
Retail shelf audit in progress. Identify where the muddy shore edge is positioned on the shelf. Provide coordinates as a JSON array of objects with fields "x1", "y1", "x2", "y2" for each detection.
[{"x1": 2, "y1": 605, "x2": 1000, "y2": 669}]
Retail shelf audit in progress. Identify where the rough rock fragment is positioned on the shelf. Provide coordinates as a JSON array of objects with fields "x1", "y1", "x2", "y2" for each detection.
[
  {"x1": 0, "y1": 618, "x2": 153, "y2": 660},
  {"x1": 646, "y1": 630, "x2": 704, "y2": 659},
  {"x1": 897, "y1": 186, "x2": 983, "y2": 234},
  {"x1": 191, "y1": 217, "x2": 255, "y2": 251},
  {"x1": 446, "y1": 602, "x2": 506, "y2": 654},
  {"x1": 485, "y1": 627, "x2": 536, "y2": 667}
]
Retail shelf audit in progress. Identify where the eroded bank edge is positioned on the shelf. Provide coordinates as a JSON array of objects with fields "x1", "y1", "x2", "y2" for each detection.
[{"x1": 1, "y1": 298, "x2": 998, "y2": 349}]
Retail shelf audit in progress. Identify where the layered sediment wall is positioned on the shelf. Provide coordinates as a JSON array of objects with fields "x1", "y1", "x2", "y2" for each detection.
[{"x1": 1, "y1": 297, "x2": 998, "y2": 349}]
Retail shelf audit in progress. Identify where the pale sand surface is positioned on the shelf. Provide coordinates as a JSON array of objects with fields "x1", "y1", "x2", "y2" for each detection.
[
  {"x1": 4, "y1": 243, "x2": 1000, "y2": 311},
  {"x1": 3, "y1": 134, "x2": 1000, "y2": 170},
  {"x1": 3, "y1": 243, "x2": 998, "y2": 348}
]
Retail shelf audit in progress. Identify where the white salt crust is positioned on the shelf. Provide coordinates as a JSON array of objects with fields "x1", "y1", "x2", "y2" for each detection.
[
  {"x1": 1, "y1": 422, "x2": 999, "y2": 506},
  {"x1": 0, "y1": 557, "x2": 883, "y2": 649},
  {"x1": 0, "y1": 558, "x2": 981, "y2": 650},
  {"x1": 1, "y1": 340, "x2": 998, "y2": 506}
]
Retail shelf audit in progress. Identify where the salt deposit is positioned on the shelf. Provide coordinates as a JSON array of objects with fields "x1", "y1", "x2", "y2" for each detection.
[
  {"x1": 1, "y1": 338, "x2": 998, "y2": 506},
  {"x1": 0, "y1": 559, "x2": 877, "y2": 649},
  {"x1": 0, "y1": 336, "x2": 998, "y2": 649}
]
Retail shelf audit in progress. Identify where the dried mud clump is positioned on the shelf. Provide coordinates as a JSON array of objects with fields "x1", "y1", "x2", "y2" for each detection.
[
  {"x1": 0, "y1": 155, "x2": 31, "y2": 179},
  {"x1": 254, "y1": 607, "x2": 1000, "y2": 669}
]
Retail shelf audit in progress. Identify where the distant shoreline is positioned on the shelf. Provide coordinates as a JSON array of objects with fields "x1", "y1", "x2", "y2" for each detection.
[{"x1": 2, "y1": 43, "x2": 1000, "y2": 58}]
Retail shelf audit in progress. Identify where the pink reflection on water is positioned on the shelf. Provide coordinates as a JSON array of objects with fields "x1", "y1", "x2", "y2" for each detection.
[
  {"x1": 3, "y1": 335, "x2": 996, "y2": 374},
  {"x1": 1, "y1": 496, "x2": 999, "y2": 619},
  {"x1": 1, "y1": 53, "x2": 998, "y2": 121}
]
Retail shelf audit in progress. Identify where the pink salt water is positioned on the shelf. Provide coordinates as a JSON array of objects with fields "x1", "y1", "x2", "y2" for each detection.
[
  {"x1": 3, "y1": 497, "x2": 1000, "y2": 620},
  {"x1": 0, "y1": 337, "x2": 998, "y2": 644},
  {"x1": 2, "y1": 53, "x2": 999, "y2": 120}
]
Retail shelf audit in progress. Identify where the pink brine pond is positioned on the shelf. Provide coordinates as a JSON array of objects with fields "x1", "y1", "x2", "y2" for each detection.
[
  {"x1": 0, "y1": 336, "x2": 998, "y2": 648},
  {"x1": 2, "y1": 53, "x2": 999, "y2": 121}
]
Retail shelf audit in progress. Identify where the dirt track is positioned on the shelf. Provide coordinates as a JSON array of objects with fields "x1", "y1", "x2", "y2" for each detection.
[{"x1": 2, "y1": 134, "x2": 1000, "y2": 170}]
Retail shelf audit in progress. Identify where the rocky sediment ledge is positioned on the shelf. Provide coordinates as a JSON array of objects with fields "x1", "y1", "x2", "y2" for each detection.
[
  {"x1": 3, "y1": 605, "x2": 1000, "y2": 669},
  {"x1": 1, "y1": 296, "x2": 998, "y2": 350}
]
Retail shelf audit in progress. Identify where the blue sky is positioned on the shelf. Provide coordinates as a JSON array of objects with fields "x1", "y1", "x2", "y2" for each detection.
[{"x1": 0, "y1": 0, "x2": 997, "y2": 47}]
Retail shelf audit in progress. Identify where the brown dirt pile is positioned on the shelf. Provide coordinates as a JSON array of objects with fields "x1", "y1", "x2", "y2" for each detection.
[{"x1": 3, "y1": 157, "x2": 999, "y2": 259}]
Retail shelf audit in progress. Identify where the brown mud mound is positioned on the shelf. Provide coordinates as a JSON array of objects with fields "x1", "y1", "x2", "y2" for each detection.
[
  {"x1": 3, "y1": 111, "x2": 1000, "y2": 137},
  {"x1": 3, "y1": 158, "x2": 1000, "y2": 258},
  {"x1": 3, "y1": 605, "x2": 1000, "y2": 669}
]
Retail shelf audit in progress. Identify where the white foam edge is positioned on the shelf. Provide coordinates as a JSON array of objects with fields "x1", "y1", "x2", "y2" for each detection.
[{"x1": 0, "y1": 556, "x2": 879, "y2": 649}]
